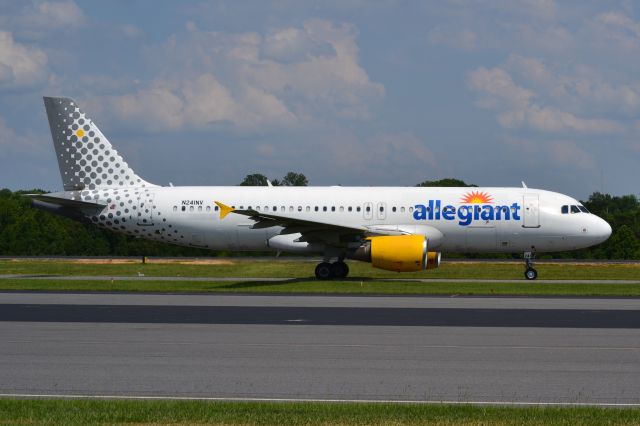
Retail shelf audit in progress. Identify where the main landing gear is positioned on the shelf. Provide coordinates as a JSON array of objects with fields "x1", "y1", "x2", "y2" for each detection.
[
  {"x1": 524, "y1": 251, "x2": 538, "y2": 280},
  {"x1": 315, "y1": 260, "x2": 349, "y2": 280}
]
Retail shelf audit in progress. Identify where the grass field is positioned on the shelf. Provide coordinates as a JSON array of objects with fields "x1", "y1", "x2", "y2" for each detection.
[
  {"x1": 1, "y1": 258, "x2": 639, "y2": 296},
  {"x1": 1, "y1": 258, "x2": 639, "y2": 279},
  {"x1": 1, "y1": 399, "x2": 640, "y2": 426}
]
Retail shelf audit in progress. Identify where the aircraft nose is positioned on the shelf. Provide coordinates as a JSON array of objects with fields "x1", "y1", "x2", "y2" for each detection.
[{"x1": 592, "y1": 216, "x2": 612, "y2": 244}]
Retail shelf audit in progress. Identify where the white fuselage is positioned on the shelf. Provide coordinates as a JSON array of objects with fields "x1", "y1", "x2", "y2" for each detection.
[{"x1": 83, "y1": 186, "x2": 612, "y2": 254}]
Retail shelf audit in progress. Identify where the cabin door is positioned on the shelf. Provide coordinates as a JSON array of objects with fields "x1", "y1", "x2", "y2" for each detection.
[{"x1": 522, "y1": 194, "x2": 540, "y2": 228}]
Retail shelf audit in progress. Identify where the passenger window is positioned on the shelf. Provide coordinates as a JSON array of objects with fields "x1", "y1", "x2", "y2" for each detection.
[
  {"x1": 306, "y1": 206, "x2": 310, "y2": 212},
  {"x1": 273, "y1": 206, "x2": 277, "y2": 212},
  {"x1": 323, "y1": 206, "x2": 327, "y2": 212},
  {"x1": 400, "y1": 207, "x2": 405, "y2": 213},
  {"x1": 561, "y1": 205, "x2": 568, "y2": 214},
  {"x1": 181, "y1": 206, "x2": 186, "y2": 212},
  {"x1": 214, "y1": 206, "x2": 219, "y2": 211},
  {"x1": 315, "y1": 206, "x2": 319, "y2": 212},
  {"x1": 366, "y1": 206, "x2": 371, "y2": 212},
  {"x1": 379, "y1": 206, "x2": 384, "y2": 212},
  {"x1": 198, "y1": 206, "x2": 202, "y2": 212},
  {"x1": 298, "y1": 206, "x2": 302, "y2": 212},
  {"x1": 289, "y1": 206, "x2": 293, "y2": 212},
  {"x1": 348, "y1": 206, "x2": 352, "y2": 212},
  {"x1": 331, "y1": 206, "x2": 336, "y2": 212},
  {"x1": 256, "y1": 206, "x2": 261, "y2": 211},
  {"x1": 173, "y1": 206, "x2": 177, "y2": 212},
  {"x1": 409, "y1": 207, "x2": 414, "y2": 212},
  {"x1": 571, "y1": 205, "x2": 580, "y2": 214},
  {"x1": 392, "y1": 207, "x2": 397, "y2": 212},
  {"x1": 356, "y1": 206, "x2": 361, "y2": 212},
  {"x1": 189, "y1": 206, "x2": 194, "y2": 212},
  {"x1": 206, "y1": 206, "x2": 211, "y2": 212},
  {"x1": 240, "y1": 206, "x2": 244, "y2": 210},
  {"x1": 281, "y1": 206, "x2": 285, "y2": 212},
  {"x1": 339, "y1": 206, "x2": 344, "y2": 212}
]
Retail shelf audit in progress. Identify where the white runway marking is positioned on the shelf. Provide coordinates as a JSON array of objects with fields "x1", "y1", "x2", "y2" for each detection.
[{"x1": 1, "y1": 393, "x2": 640, "y2": 407}]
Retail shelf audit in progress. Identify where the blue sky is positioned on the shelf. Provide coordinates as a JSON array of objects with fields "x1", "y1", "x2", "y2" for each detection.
[{"x1": 1, "y1": 1, "x2": 639, "y2": 199}]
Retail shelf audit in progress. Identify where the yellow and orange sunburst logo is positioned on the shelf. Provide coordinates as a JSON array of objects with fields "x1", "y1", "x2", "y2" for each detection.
[{"x1": 460, "y1": 190, "x2": 494, "y2": 204}]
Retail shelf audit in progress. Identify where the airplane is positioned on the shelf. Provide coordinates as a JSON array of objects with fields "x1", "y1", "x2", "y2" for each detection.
[{"x1": 30, "y1": 97, "x2": 612, "y2": 280}]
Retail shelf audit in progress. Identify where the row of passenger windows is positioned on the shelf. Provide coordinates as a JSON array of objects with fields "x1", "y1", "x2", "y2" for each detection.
[
  {"x1": 171, "y1": 204, "x2": 418, "y2": 213},
  {"x1": 561, "y1": 204, "x2": 589, "y2": 214}
]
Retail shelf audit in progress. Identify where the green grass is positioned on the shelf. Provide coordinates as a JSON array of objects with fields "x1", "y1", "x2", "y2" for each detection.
[
  {"x1": 1, "y1": 259, "x2": 639, "y2": 296},
  {"x1": 1, "y1": 259, "x2": 639, "y2": 280},
  {"x1": 1, "y1": 278, "x2": 640, "y2": 296},
  {"x1": 0, "y1": 399, "x2": 639, "y2": 426}
]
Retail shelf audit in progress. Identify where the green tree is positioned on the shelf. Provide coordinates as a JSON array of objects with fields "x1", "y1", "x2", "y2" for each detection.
[
  {"x1": 239, "y1": 174, "x2": 269, "y2": 186},
  {"x1": 416, "y1": 178, "x2": 477, "y2": 187},
  {"x1": 279, "y1": 172, "x2": 308, "y2": 186},
  {"x1": 607, "y1": 225, "x2": 640, "y2": 259}
]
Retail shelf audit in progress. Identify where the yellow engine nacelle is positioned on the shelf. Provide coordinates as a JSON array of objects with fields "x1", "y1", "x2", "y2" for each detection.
[{"x1": 350, "y1": 235, "x2": 441, "y2": 272}]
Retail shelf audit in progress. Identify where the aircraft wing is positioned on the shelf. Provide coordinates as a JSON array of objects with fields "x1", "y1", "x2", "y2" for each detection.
[{"x1": 214, "y1": 201, "x2": 405, "y2": 243}]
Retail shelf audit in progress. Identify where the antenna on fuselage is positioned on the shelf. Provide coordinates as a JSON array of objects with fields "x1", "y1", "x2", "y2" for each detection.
[{"x1": 521, "y1": 181, "x2": 528, "y2": 189}]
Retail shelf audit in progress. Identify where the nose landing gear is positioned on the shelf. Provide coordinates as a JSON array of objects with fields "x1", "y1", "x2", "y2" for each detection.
[{"x1": 524, "y1": 251, "x2": 538, "y2": 280}]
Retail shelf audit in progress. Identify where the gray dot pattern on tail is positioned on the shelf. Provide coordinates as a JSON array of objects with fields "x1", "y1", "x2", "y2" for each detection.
[{"x1": 46, "y1": 97, "x2": 149, "y2": 195}]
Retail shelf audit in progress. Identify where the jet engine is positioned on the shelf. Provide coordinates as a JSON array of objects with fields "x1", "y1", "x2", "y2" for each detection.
[{"x1": 349, "y1": 235, "x2": 441, "y2": 272}]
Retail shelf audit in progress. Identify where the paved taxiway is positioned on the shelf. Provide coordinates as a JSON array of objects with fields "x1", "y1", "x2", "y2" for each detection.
[{"x1": 1, "y1": 292, "x2": 639, "y2": 404}]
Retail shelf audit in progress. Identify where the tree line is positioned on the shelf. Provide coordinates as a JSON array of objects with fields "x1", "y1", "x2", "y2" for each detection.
[{"x1": 0, "y1": 175, "x2": 638, "y2": 259}]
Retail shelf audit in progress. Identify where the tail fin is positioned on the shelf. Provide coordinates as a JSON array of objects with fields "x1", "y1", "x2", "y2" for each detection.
[{"x1": 43, "y1": 97, "x2": 154, "y2": 191}]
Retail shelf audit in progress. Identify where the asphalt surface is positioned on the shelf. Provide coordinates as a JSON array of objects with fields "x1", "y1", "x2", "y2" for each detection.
[{"x1": 1, "y1": 293, "x2": 640, "y2": 404}]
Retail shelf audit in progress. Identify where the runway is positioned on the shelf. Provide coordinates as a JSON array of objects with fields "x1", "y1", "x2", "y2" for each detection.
[{"x1": 1, "y1": 292, "x2": 640, "y2": 404}]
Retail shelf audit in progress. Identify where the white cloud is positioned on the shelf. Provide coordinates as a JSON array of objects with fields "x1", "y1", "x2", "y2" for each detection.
[
  {"x1": 592, "y1": 11, "x2": 640, "y2": 50},
  {"x1": 506, "y1": 55, "x2": 640, "y2": 114},
  {"x1": 104, "y1": 20, "x2": 383, "y2": 131},
  {"x1": 0, "y1": 31, "x2": 47, "y2": 88},
  {"x1": 468, "y1": 64, "x2": 625, "y2": 134},
  {"x1": 467, "y1": 67, "x2": 534, "y2": 109},
  {"x1": 29, "y1": 0, "x2": 84, "y2": 28}
]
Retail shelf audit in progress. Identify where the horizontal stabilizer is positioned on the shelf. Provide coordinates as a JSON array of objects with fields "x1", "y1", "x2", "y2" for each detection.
[{"x1": 27, "y1": 194, "x2": 107, "y2": 210}]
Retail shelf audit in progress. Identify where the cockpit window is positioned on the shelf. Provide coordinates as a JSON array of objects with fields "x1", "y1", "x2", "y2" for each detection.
[
  {"x1": 561, "y1": 205, "x2": 568, "y2": 214},
  {"x1": 578, "y1": 205, "x2": 589, "y2": 213},
  {"x1": 571, "y1": 205, "x2": 580, "y2": 214}
]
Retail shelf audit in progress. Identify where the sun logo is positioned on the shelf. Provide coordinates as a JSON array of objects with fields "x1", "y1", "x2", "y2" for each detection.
[
  {"x1": 76, "y1": 129, "x2": 85, "y2": 138},
  {"x1": 460, "y1": 191, "x2": 494, "y2": 204}
]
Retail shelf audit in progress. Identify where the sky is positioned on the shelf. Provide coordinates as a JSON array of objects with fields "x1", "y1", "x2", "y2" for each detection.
[{"x1": 0, "y1": 0, "x2": 639, "y2": 199}]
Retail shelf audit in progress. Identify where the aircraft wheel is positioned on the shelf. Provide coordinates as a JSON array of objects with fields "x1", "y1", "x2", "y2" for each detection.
[
  {"x1": 524, "y1": 268, "x2": 538, "y2": 280},
  {"x1": 315, "y1": 262, "x2": 333, "y2": 280},
  {"x1": 331, "y1": 261, "x2": 349, "y2": 279}
]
